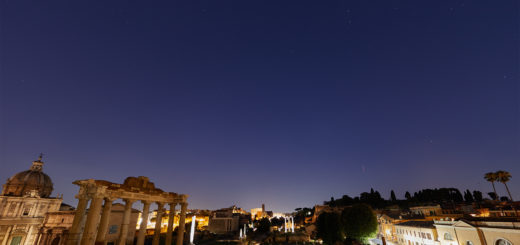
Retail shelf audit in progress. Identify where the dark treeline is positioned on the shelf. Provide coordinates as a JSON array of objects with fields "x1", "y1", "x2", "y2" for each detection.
[{"x1": 324, "y1": 188, "x2": 485, "y2": 209}]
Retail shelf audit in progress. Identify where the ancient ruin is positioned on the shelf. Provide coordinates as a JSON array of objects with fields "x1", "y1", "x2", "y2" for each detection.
[{"x1": 65, "y1": 176, "x2": 188, "y2": 245}]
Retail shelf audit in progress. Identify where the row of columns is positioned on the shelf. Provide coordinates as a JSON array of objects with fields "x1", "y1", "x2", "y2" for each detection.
[
  {"x1": 284, "y1": 216, "x2": 294, "y2": 233},
  {"x1": 65, "y1": 194, "x2": 188, "y2": 245}
]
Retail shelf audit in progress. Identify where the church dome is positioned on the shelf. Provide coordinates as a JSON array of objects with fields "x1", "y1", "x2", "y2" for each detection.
[{"x1": 1, "y1": 155, "x2": 54, "y2": 198}]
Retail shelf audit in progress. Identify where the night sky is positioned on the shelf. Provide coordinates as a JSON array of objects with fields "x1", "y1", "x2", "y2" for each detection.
[{"x1": 1, "y1": 1, "x2": 518, "y2": 212}]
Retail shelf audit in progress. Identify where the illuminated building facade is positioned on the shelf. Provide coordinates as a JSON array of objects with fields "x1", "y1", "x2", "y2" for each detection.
[
  {"x1": 409, "y1": 205, "x2": 443, "y2": 217},
  {"x1": 251, "y1": 204, "x2": 273, "y2": 220},
  {"x1": 0, "y1": 156, "x2": 63, "y2": 245},
  {"x1": 434, "y1": 219, "x2": 520, "y2": 245},
  {"x1": 208, "y1": 207, "x2": 240, "y2": 234},
  {"x1": 395, "y1": 221, "x2": 437, "y2": 245},
  {"x1": 140, "y1": 210, "x2": 209, "y2": 233}
]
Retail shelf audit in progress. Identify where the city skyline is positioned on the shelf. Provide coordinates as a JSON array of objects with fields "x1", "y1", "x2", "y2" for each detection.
[{"x1": 1, "y1": 0, "x2": 519, "y2": 213}]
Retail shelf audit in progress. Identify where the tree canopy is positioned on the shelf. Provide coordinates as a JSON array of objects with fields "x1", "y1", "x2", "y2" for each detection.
[
  {"x1": 316, "y1": 212, "x2": 343, "y2": 245},
  {"x1": 341, "y1": 204, "x2": 378, "y2": 242}
]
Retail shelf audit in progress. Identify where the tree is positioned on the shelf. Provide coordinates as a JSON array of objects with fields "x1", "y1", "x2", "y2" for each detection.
[
  {"x1": 405, "y1": 191, "x2": 411, "y2": 200},
  {"x1": 341, "y1": 204, "x2": 378, "y2": 243},
  {"x1": 464, "y1": 189, "x2": 474, "y2": 203},
  {"x1": 488, "y1": 192, "x2": 498, "y2": 200},
  {"x1": 390, "y1": 190, "x2": 397, "y2": 202},
  {"x1": 270, "y1": 217, "x2": 284, "y2": 227},
  {"x1": 473, "y1": 190, "x2": 483, "y2": 202},
  {"x1": 328, "y1": 197, "x2": 336, "y2": 207},
  {"x1": 484, "y1": 172, "x2": 499, "y2": 200},
  {"x1": 316, "y1": 212, "x2": 343, "y2": 245},
  {"x1": 256, "y1": 218, "x2": 271, "y2": 234},
  {"x1": 496, "y1": 170, "x2": 514, "y2": 201}
]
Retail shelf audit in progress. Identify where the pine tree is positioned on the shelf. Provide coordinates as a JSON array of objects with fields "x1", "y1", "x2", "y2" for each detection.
[{"x1": 390, "y1": 190, "x2": 397, "y2": 202}]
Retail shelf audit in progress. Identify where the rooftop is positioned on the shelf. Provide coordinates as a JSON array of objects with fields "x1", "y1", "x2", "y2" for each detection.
[{"x1": 395, "y1": 221, "x2": 435, "y2": 228}]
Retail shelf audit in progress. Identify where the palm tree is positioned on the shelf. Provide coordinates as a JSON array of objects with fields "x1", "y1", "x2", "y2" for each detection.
[
  {"x1": 496, "y1": 170, "x2": 514, "y2": 202},
  {"x1": 484, "y1": 172, "x2": 499, "y2": 201}
]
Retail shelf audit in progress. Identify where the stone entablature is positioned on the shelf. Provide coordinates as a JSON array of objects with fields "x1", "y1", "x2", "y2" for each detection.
[
  {"x1": 73, "y1": 177, "x2": 187, "y2": 204},
  {"x1": 65, "y1": 176, "x2": 188, "y2": 245}
]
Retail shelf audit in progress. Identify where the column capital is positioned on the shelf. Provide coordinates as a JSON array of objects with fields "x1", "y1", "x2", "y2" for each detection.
[
  {"x1": 104, "y1": 197, "x2": 117, "y2": 202},
  {"x1": 75, "y1": 186, "x2": 90, "y2": 200},
  {"x1": 123, "y1": 199, "x2": 136, "y2": 205},
  {"x1": 75, "y1": 193, "x2": 90, "y2": 200},
  {"x1": 156, "y1": 202, "x2": 165, "y2": 209},
  {"x1": 90, "y1": 193, "x2": 106, "y2": 200},
  {"x1": 180, "y1": 203, "x2": 188, "y2": 210}
]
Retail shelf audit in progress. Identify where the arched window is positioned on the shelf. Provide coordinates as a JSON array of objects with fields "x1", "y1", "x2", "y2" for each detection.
[
  {"x1": 496, "y1": 239, "x2": 512, "y2": 245},
  {"x1": 467, "y1": 241, "x2": 474, "y2": 245},
  {"x1": 444, "y1": 233, "x2": 453, "y2": 241}
]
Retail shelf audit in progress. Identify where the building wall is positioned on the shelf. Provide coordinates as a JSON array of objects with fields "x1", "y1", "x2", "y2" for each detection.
[
  {"x1": 435, "y1": 224, "x2": 460, "y2": 245},
  {"x1": 207, "y1": 217, "x2": 239, "y2": 234},
  {"x1": 105, "y1": 204, "x2": 139, "y2": 244},
  {"x1": 479, "y1": 228, "x2": 520, "y2": 245},
  {"x1": 454, "y1": 227, "x2": 483, "y2": 245},
  {"x1": 0, "y1": 196, "x2": 62, "y2": 245},
  {"x1": 436, "y1": 221, "x2": 520, "y2": 245},
  {"x1": 378, "y1": 216, "x2": 397, "y2": 242},
  {"x1": 410, "y1": 206, "x2": 442, "y2": 217},
  {"x1": 36, "y1": 211, "x2": 75, "y2": 245},
  {"x1": 395, "y1": 226, "x2": 437, "y2": 245}
]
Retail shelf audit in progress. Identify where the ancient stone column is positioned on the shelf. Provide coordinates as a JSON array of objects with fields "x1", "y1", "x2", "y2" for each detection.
[
  {"x1": 152, "y1": 203, "x2": 164, "y2": 245},
  {"x1": 95, "y1": 198, "x2": 114, "y2": 245},
  {"x1": 165, "y1": 203, "x2": 176, "y2": 245},
  {"x1": 40, "y1": 230, "x2": 50, "y2": 245},
  {"x1": 81, "y1": 195, "x2": 104, "y2": 245},
  {"x1": 1, "y1": 226, "x2": 12, "y2": 245},
  {"x1": 176, "y1": 203, "x2": 188, "y2": 245},
  {"x1": 66, "y1": 192, "x2": 90, "y2": 245},
  {"x1": 118, "y1": 199, "x2": 135, "y2": 245},
  {"x1": 137, "y1": 201, "x2": 151, "y2": 245},
  {"x1": 33, "y1": 232, "x2": 41, "y2": 245}
]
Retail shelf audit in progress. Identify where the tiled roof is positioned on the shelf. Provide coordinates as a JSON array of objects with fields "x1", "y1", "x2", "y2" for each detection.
[{"x1": 395, "y1": 221, "x2": 435, "y2": 228}]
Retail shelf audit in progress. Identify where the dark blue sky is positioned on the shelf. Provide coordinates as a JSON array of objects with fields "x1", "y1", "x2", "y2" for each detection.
[{"x1": 1, "y1": 1, "x2": 518, "y2": 212}]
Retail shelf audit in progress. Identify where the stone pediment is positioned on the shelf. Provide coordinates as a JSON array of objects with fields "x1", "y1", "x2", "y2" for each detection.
[{"x1": 453, "y1": 220, "x2": 474, "y2": 228}]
